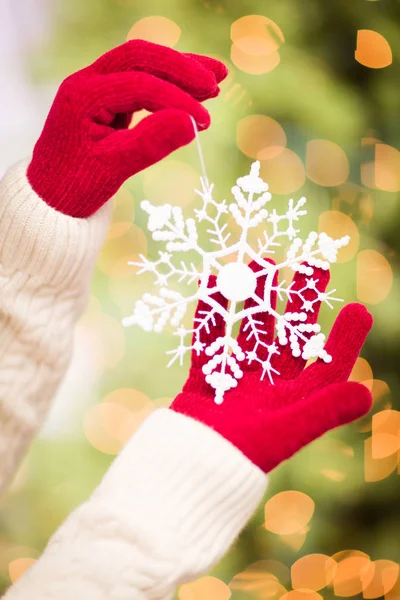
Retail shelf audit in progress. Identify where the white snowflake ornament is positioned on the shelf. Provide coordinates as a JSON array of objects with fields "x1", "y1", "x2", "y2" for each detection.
[{"x1": 123, "y1": 160, "x2": 349, "y2": 404}]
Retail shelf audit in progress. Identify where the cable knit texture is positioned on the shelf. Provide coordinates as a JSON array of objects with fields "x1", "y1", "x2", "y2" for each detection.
[
  {"x1": 4, "y1": 410, "x2": 266, "y2": 600},
  {"x1": 0, "y1": 161, "x2": 111, "y2": 493}
]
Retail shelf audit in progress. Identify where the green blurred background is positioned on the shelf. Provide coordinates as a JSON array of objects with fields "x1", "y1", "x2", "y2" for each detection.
[{"x1": 1, "y1": 0, "x2": 400, "y2": 597}]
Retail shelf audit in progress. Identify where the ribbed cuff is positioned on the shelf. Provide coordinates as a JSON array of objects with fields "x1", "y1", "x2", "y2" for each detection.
[
  {"x1": 0, "y1": 160, "x2": 111, "y2": 289},
  {"x1": 94, "y1": 409, "x2": 267, "y2": 575}
]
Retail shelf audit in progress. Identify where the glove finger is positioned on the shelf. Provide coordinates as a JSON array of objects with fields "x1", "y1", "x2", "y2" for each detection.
[
  {"x1": 262, "y1": 381, "x2": 372, "y2": 472},
  {"x1": 297, "y1": 303, "x2": 373, "y2": 396},
  {"x1": 111, "y1": 113, "x2": 132, "y2": 131},
  {"x1": 95, "y1": 108, "x2": 196, "y2": 177},
  {"x1": 90, "y1": 71, "x2": 210, "y2": 130},
  {"x1": 236, "y1": 259, "x2": 278, "y2": 372},
  {"x1": 89, "y1": 40, "x2": 219, "y2": 101},
  {"x1": 271, "y1": 266, "x2": 331, "y2": 380},
  {"x1": 191, "y1": 275, "x2": 229, "y2": 368},
  {"x1": 184, "y1": 53, "x2": 228, "y2": 84}
]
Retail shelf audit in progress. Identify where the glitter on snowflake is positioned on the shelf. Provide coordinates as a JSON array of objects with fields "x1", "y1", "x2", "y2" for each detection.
[{"x1": 123, "y1": 161, "x2": 349, "y2": 404}]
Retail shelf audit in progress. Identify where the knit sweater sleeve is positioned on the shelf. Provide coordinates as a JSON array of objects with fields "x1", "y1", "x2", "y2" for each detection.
[
  {"x1": 1, "y1": 161, "x2": 267, "y2": 599},
  {"x1": 5, "y1": 410, "x2": 267, "y2": 599},
  {"x1": 0, "y1": 160, "x2": 111, "y2": 493}
]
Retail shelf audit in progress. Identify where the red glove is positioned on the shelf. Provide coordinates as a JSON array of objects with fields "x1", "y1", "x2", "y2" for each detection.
[
  {"x1": 27, "y1": 40, "x2": 228, "y2": 218},
  {"x1": 171, "y1": 264, "x2": 373, "y2": 473}
]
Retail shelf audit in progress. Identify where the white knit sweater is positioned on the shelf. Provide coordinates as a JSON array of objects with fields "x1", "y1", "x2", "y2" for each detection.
[{"x1": 0, "y1": 161, "x2": 267, "y2": 599}]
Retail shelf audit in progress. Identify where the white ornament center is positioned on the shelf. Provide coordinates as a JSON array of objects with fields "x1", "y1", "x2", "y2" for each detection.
[{"x1": 217, "y1": 262, "x2": 257, "y2": 302}]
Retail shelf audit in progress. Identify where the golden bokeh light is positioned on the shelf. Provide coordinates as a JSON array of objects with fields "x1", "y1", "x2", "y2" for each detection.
[
  {"x1": 127, "y1": 17, "x2": 181, "y2": 47},
  {"x1": 349, "y1": 357, "x2": 374, "y2": 390},
  {"x1": 179, "y1": 576, "x2": 231, "y2": 600},
  {"x1": 306, "y1": 140, "x2": 349, "y2": 187},
  {"x1": 232, "y1": 579, "x2": 286, "y2": 600},
  {"x1": 370, "y1": 380, "x2": 391, "y2": 405},
  {"x1": 84, "y1": 396, "x2": 154, "y2": 455},
  {"x1": 359, "y1": 194, "x2": 374, "y2": 225},
  {"x1": 364, "y1": 436, "x2": 398, "y2": 482},
  {"x1": 144, "y1": 160, "x2": 200, "y2": 207},
  {"x1": 108, "y1": 255, "x2": 141, "y2": 279},
  {"x1": 372, "y1": 433, "x2": 400, "y2": 460},
  {"x1": 333, "y1": 556, "x2": 374, "y2": 597},
  {"x1": 231, "y1": 45, "x2": 280, "y2": 74},
  {"x1": 281, "y1": 591, "x2": 322, "y2": 600},
  {"x1": 82, "y1": 312, "x2": 126, "y2": 369},
  {"x1": 280, "y1": 527, "x2": 309, "y2": 551},
  {"x1": 320, "y1": 469, "x2": 346, "y2": 482},
  {"x1": 9, "y1": 558, "x2": 36, "y2": 584},
  {"x1": 259, "y1": 149, "x2": 305, "y2": 194},
  {"x1": 363, "y1": 560, "x2": 399, "y2": 598},
  {"x1": 264, "y1": 491, "x2": 315, "y2": 535},
  {"x1": 84, "y1": 403, "x2": 132, "y2": 455},
  {"x1": 255, "y1": 560, "x2": 290, "y2": 583},
  {"x1": 97, "y1": 224, "x2": 147, "y2": 278},
  {"x1": 357, "y1": 379, "x2": 392, "y2": 426},
  {"x1": 386, "y1": 576, "x2": 400, "y2": 600},
  {"x1": 292, "y1": 554, "x2": 337, "y2": 591},
  {"x1": 355, "y1": 30, "x2": 393, "y2": 69},
  {"x1": 231, "y1": 15, "x2": 284, "y2": 55},
  {"x1": 106, "y1": 222, "x2": 132, "y2": 241},
  {"x1": 371, "y1": 410, "x2": 400, "y2": 459},
  {"x1": 236, "y1": 115, "x2": 286, "y2": 159},
  {"x1": 104, "y1": 387, "x2": 151, "y2": 412},
  {"x1": 229, "y1": 562, "x2": 286, "y2": 597},
  {"x1": 111, "y1": 186, "x2": 135, "y2": 224},
  {"x1": 357, "y1": 250, "x2": 393, "y2": 304},
  {"x1": 375, "y1": 144, "x2": 400, "y2": 192},
  {"x1": 221, "y1": 78, "x2": 250, "y2": 109},
  {"x1": 331, "y1": 550, "x2": 370, "y2": 563},
  {"x1": 117, "y1": 406, "x2": 155, "y2": 446},
  {"x1": 318, "y1": 211, "x2": 359, "y2": 263},
  {"x1": 372, "y1": 410, "x2": 400, "y2": 438},
  {"x1": 361, "y1": 161, "x2": 375, "y2": 188}
]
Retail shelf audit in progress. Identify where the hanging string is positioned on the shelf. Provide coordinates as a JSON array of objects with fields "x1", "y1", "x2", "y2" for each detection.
[{"x1": 190, "y1": 116, "x2": 210, "y2": 189}]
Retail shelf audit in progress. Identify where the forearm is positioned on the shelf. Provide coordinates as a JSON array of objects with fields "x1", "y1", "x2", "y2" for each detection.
[
  {"x1": 0, "y1": 160, "x2": 111, "y2": 493},
  {"x1": 4, "y1": 409, "x2": 267, "y2": 600}
]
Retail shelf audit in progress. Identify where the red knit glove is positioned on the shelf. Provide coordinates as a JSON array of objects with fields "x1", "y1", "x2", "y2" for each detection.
[
  {"x1": 171, "y1": 264, "x2": 373, "y2": 473},
  {"x1": 27, "y1": 40, "x2": 228, "y2": 218}
]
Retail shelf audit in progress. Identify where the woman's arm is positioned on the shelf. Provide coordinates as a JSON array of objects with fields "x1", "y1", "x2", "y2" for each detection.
[
  {"x1": 0, "y1": 40, "x2": 226, "y2": 493},
  {"x1": 4, "y1": 409, "x2": 266, "y2": 599},
  {"x1": 0, "y1": 161, "x2": 110, "y2": 493}
]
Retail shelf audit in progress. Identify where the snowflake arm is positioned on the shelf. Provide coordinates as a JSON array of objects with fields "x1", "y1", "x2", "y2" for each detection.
[
  {"x1": 129, "y1": 253, "x2": 202, "y2": 287},
  {"x1": 141, "y1": 200, "x2": 202, "y2": 254},
  {"x1": 195, "y1": 178, "x2": 231, "y2": 249},
  {"x1": 122, "y1": 289, "x2": 199, "y2": 332}
]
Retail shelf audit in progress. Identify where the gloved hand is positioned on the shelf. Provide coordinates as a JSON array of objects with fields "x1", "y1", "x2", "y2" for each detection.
[
  {"x1": 27, "y1": 40, "x2": 227, "y2": 218},
  {"x1": 171, "y1": 263, "x2": 373, "y2": 473}
]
